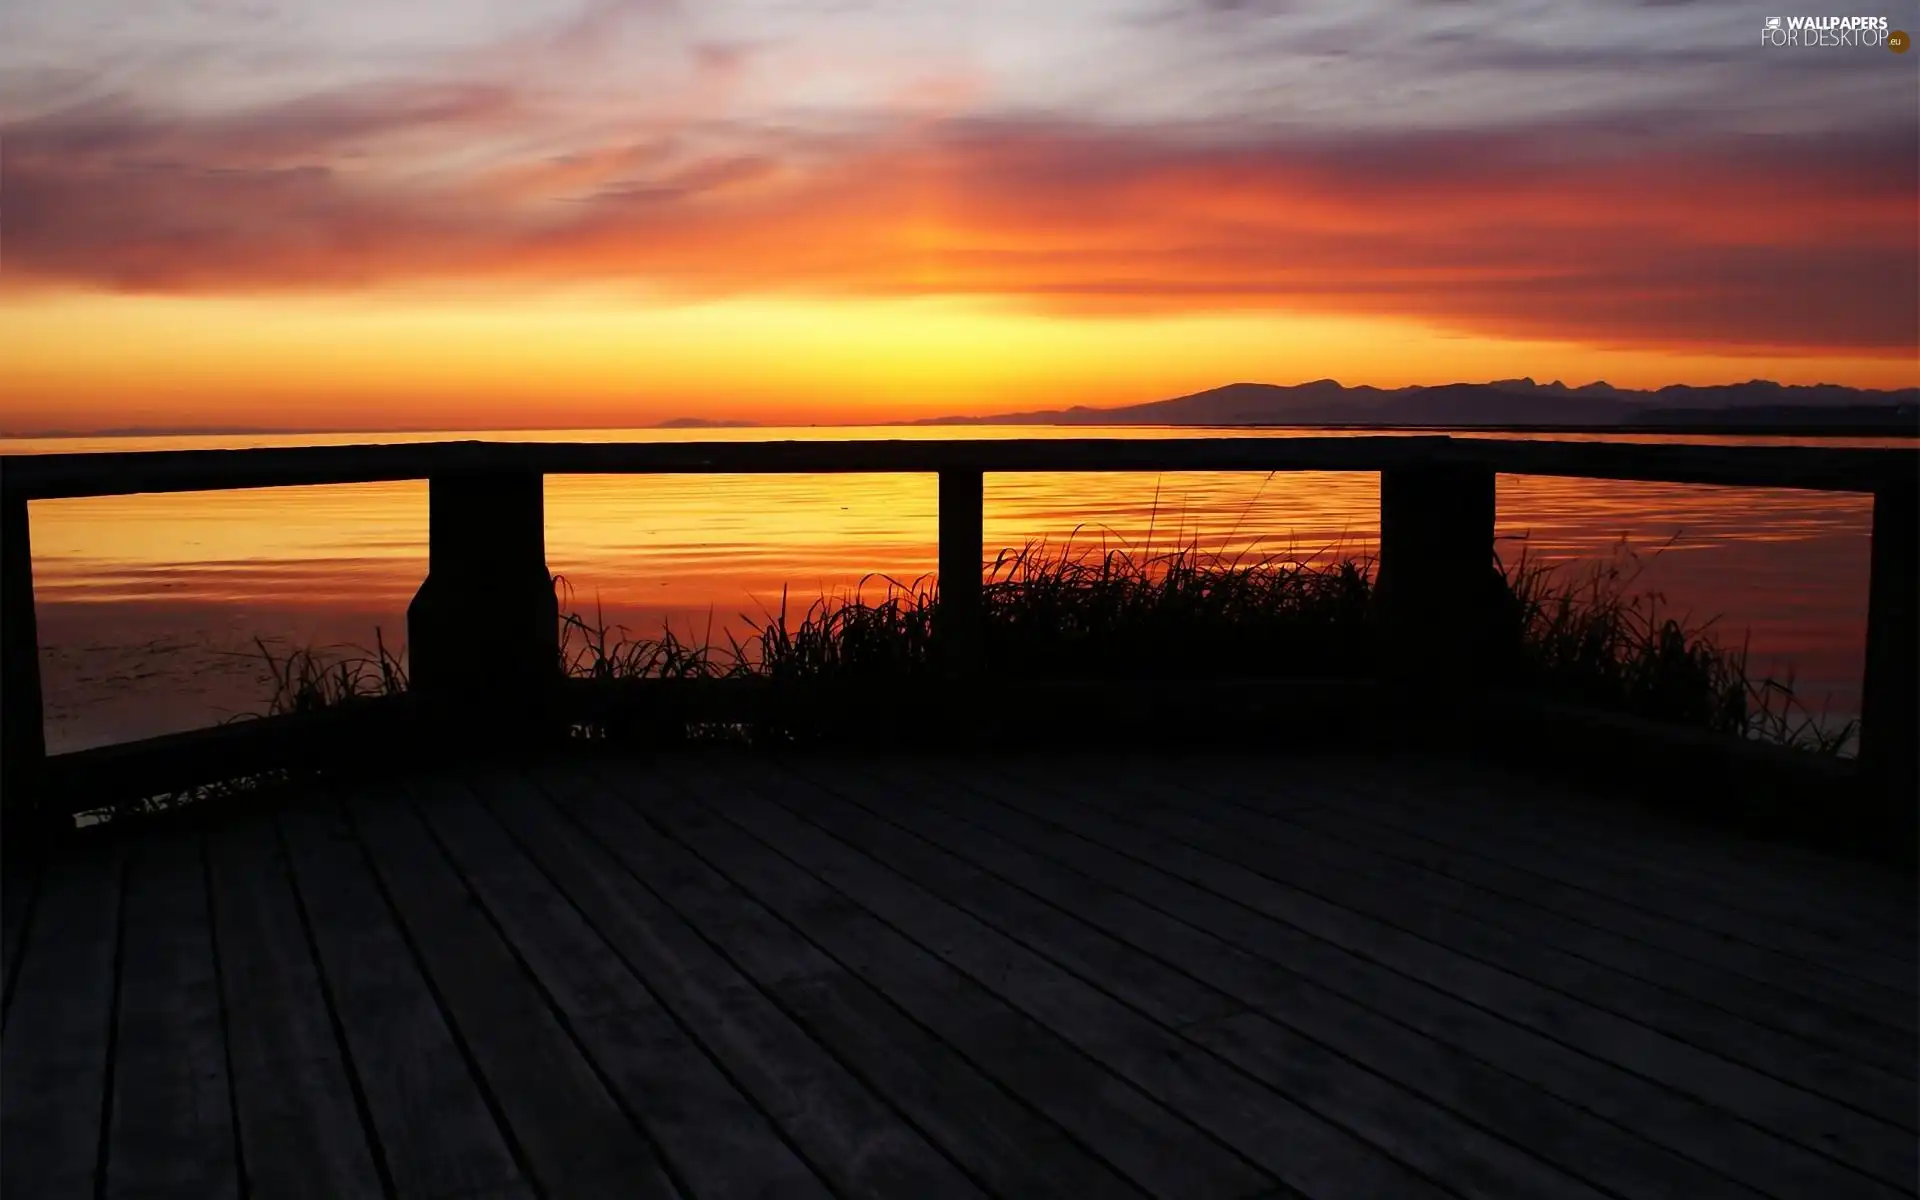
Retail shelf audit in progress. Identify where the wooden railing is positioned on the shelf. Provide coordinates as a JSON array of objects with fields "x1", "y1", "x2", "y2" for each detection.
[{"x1": 2, "y1": 436, "x2": 1915, "y2": 830}]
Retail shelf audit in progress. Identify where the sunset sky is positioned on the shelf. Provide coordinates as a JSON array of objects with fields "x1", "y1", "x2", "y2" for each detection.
[{"x1": 4, "y1": 0, "x2": 1917, "y2": 432}]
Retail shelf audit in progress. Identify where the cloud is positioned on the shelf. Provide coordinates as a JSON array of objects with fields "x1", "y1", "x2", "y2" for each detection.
[{"x1": 5, "y1": 96, "x2": 1914, "y2": 356}]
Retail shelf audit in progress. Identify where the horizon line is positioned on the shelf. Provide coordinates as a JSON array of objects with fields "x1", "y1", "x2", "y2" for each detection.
[{"x1": 6, "y1": 375, "x2": 1917, "y2": 441}]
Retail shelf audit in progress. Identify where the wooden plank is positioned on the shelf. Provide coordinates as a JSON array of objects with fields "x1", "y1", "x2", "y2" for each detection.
[
  {"x1": 1039, "y1": 762, "x2": 1920, "y2": 1179},
  {"x1": 1240, "y1": 779, "x2": 1919, "y2": 1066},
  {"x1": 928, "y1": 759, "x2": 1907, "y2": 1200},
  {"x1": 277, "y1": 797, "x2": 531, "y2": 1200},
  {"x1": 346, "y1": 784, "x2": 681, "y2": 1199},
  {"x1": 2, "y1": 855, "x2": 41, "y2": 1022},
  {"x1": 408, "y1": 775, "x2": 832, "y2": 1200},
  {"x1": 0, "y1": 490, "x2": 46, "y2": 835},
  {"x1": 1316, "y1": 761, "x2": 1920, "y2": 991},
  {"x1": 982, "y1": 763, "x2": 1918, "y2": 1193},
  {"x1": 555, "y1": 760, "x2": 1246, "y2": 1200},
  {"x1": 1048, "y1": 749, "x2": 1917, "y2": 927},
  {"x1": 836, "y1": 757, "x2": 1771, "y2": 1200},
  {"x1": 1054, "y1": 749, "x2": 1918, "y2": 989},
  {"x1": 0, "y1": 842, "x2": 123, "y2": 1199},
  {"x1": 549, "y1": 768, "x2": 1161, "y2": 1200},
  {"x1": 205, "y1": 816, "x2": 385, "y2": 1200},
  {"x1": 468, "y1": 767, "x2": 985, "y2": 1200},
  {"x1": 1335, "y1": 752, "x2": 1918, "y2": 926},
  {"x1": 1114, "y1": 773, "x2": 1917, "y2": 1124},
  {"x1": 103, "y1": 833, "x2": 238, "y2": 1199},
  {"x1": 643, "y1": 759, "x2": 1454, "y2": 1200},
  {"x1": 765, "y1": 758, "x2": 1616, "y2": 1200},
  {"x1": 6, "y1": 435, "x2": 1909, "y2": 501}
]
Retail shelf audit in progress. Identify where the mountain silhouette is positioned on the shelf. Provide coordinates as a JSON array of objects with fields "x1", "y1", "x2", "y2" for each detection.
[{"x1": 916, "y1": 379, "x2": 1919, "y2": 429}]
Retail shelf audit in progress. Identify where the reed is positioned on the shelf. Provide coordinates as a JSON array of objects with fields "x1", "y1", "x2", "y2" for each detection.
[{"x1": 256, "y1": 540, "x2": 1855, "y2": 755}]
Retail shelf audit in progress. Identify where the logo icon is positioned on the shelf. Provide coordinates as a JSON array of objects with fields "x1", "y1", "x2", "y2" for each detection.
[
  {"x1": 1891, "y1": 29, "x2": 1911, "y2": 51},
  {"x1": 1764, "y1": 16, "x2": 1782, "y2": 29}
]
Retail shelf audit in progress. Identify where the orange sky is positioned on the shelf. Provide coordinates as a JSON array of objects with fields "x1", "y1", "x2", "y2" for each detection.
[{"x1": 3, "y1": 0, "x2": 1916, "y2": 432}]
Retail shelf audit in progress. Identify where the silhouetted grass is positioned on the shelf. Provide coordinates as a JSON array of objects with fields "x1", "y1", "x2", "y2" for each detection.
[
  {"x1": 256, "y1": 628, "x2": 408, "y2": 714},
  {"x1": 255, "y1": 540, "x2": 1855, "y2": 755},
  {"x1": 1499, "y1": 543, "x2": 1853, "y2": 753}
]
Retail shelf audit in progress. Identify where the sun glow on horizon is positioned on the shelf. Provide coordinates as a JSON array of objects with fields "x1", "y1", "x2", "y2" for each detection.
[{"x1": 5, "y1": 289, "x2": 1914, "y2": 435}]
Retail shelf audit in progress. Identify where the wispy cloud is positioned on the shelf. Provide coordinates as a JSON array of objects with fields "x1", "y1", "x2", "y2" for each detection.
[
  {"x1": 4, "y1": 0, "x2": 1916, "y2": 359},
  {"x1": 9, "y1": 99, "x2": 1914, "y2": 354}
]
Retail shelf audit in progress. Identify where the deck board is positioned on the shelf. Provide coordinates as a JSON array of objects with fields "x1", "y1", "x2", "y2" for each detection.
[
  {"x1": 1100, "y1": 766, "x2": 1916, "y2": 1122},
  {"x1": 1248, "y1": 789, "x2": 1919, "y2": 1060},
  {"x1": 661, "y1": 760, "x2": 1454, "y2": 1199},
  {"x1": 800, "y1": 757, "x2": 1771, "y2": 1200},
  {"x1": 947, "y1": 758, "x2": 1908, "y2": 1200},
  {"x1": 767, "y1": 757, "x2": 1614, "y2": 1200},
  {"x1": 346, "y1": 785, "x2": 683, "y2": 1199},
  {"x1": 1352, "y1": 756, "x2": 1919, "y2": 911},
  {"x1": 2, "y1": 855, "x2": 40, "y2": 1023},
  {"x1": 277, "y1": 798, "x2": 532, "y2": 1200},
  {"x1": 476, "y1": 767, "x2": 984, "y2": 1200},
  {"x1": 4, "y1": 751, "x2": 1913, "y2": 1200},
  {"x1": 104, "y1": 833, "x2": 238, "y2": 1199},
  {"x1": 0, "y1": 843, "x2": 123, "y2": 1199},
  {"x1": 1316, "y1": 759, "x2": 1919, "y2": 982},
  {"x1": 1275, "y1": 775, "x2": 1920, "y2": 1034},
  {"x1": 563, "y1": 759, "x2": 1275, "y2": 1200},
  {"x1": 557, "y1": 762, "x2": 1170, "y2": 1200},
  {"x1": 981, "y1": 762, "x2": 1915, "y2": 1191},
  {"x1": 410, "y1": 776, "x2": 833, "y2": 1200},
  {"x1": 205, "y1": 817, "x2": 386, "y2": 1200}
]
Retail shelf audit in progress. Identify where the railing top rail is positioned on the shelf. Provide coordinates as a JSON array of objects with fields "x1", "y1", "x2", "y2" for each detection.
[{"x1": 1, "y1": 435, "x2": 1913, "y2": 500}]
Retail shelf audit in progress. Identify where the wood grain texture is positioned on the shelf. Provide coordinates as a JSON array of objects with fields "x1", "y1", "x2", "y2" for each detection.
[
  {"x1": 573, "y1": 760, "x2": 1247, "y2": 1200},
  {"x1": 811, "y1": 757, "x2": 1768, "y2": 1200},
  {"x1": 8, "y1": 751, "x2": 1914, "y2": 1200},
  {"x1": 2, "y1": 855, "x2": 40, "y2": 1024},
  {"x1": 650, "y1": 760, "x2": 1451, "y2": 1200},
  {"x1": 104, "y1": 833, "x2": 238, "y2": 1199},
  {"x1": 411, "y1": 775, "x2": 830, "y2": 1200},
  {"x1": 206, "y1": 817, "x2": 385, "y2": 1200},
  {"x1": 474, "y1": 768, "x2": 983, "y2": 1200},
  {"x1": 986, "y1": 762, "x2": 1916, "y2": 1192},
  {"x1": 278, "y1": 798, "x2": 531, "y2": 1200},
  {"x1": 0, "y1": 843, "x2": 122, "y2": 1200},
  {"x1": 955, "y1": 757, "x2": 1911, "y2": 1200},
  {"x1": 764, "y1": 758, "x2": 1611, "y2": 1200},
  {"x1": 348, "y1": 784, "x2": 681, "y2": 1199}
]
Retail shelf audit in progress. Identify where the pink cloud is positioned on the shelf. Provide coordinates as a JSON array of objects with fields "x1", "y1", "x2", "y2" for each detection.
[{"x1": 7, "y1": 99, "x2": 1915, "y2": 355}]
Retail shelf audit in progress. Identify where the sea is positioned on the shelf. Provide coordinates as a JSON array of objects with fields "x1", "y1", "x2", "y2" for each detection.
[{"x1": 2, "y1": 424, "x2": 1900, "y2": 755}]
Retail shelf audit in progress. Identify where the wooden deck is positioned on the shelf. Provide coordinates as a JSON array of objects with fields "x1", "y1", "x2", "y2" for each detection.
[{"x1": 2, "y1": 753, "x2": 1914, "y2": 1199}]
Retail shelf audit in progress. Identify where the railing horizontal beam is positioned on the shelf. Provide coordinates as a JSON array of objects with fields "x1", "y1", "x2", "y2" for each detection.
[{"x1": 2, "y1": 436, "x2": 1911, "y2": 500}]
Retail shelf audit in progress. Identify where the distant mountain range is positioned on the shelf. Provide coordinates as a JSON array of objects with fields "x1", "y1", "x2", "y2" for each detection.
[
  {"x1": 916, "y1": 379, "x2": 1920, "y2": 431},
  {"x1": 7, "y1": 381, "x2": 1915, "y2": 441}
]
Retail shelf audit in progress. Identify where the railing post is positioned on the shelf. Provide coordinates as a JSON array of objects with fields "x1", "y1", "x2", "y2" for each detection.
[
  {"x1": 1860, "y1": 475, "x2": 1917, "y2": 813},
  {"x1": 407, "y1": 470, "x2": 559, "y2": 745},
  {"x1": 937, "y1": 468, "x2": 984, "y2": 679},
  {"x1": 1375, "y1": 464, "x2": 1501, "y2": 683},
  {"x1": 1, "y1": 488, "x2": 46, "y2": 839}
]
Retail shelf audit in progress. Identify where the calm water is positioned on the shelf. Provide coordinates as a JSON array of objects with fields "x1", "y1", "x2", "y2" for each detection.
[{"x1": 4, "y1": 424, "x2": 1896, "y2": 754}]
